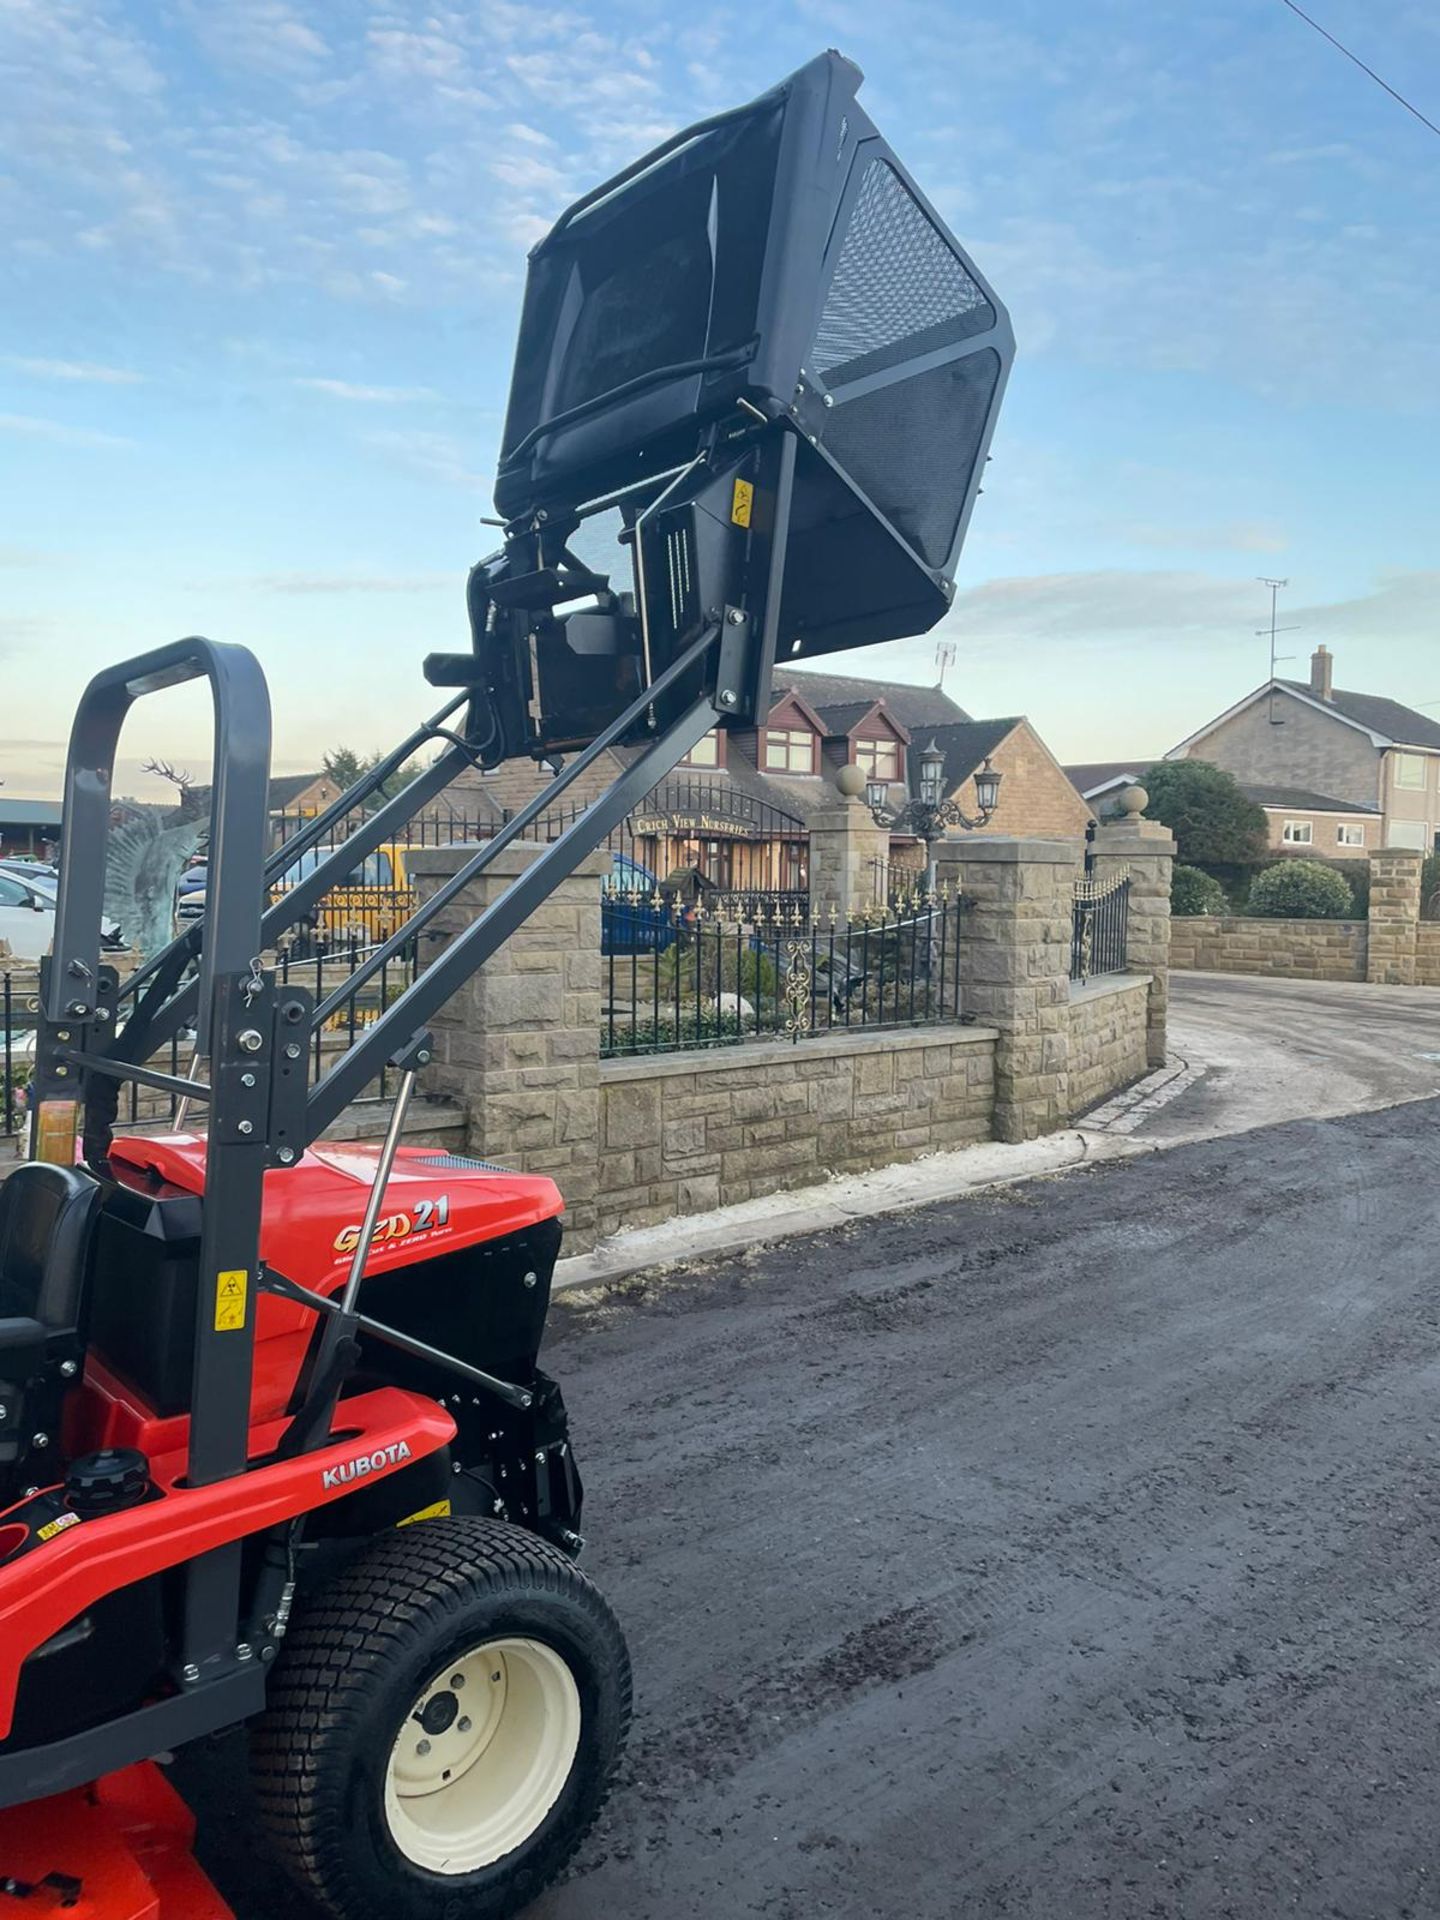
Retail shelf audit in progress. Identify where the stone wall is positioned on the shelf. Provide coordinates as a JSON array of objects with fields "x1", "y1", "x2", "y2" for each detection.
[
  {"x1": 1417, "y1": 924, "x2": 1440, "y2": 988},
  {"x1": 1169, "y1": 916, "x2": 1367, "y2": 981},
  {"x1": 1367, "y1": 848, "x2": 1423, "y2": 985},
  {"x1": 405, "y1": 830, "x2": 1168, "y2": 1249},
  {"x1": 935, "y1": 836, "x2": 1080, "y2": 1142},
  {"x1": 1068, "y1": 976, "x2": 1152, "y2": 1117},
  {"x1": 595, "y1": 1026, "x2": 997, "y2": 1236}
]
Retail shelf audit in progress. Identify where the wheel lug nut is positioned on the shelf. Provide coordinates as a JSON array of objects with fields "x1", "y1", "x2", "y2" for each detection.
[
  {"x1": 457, "y1": 1716, "x2": 472, "y2": 1733},
  {"x1": 450, "y1": 1674, "x2": 464, "y2": 1688},
  {"x1": 416, "y1": 1739, "x2": 431, "y2": 1756}
]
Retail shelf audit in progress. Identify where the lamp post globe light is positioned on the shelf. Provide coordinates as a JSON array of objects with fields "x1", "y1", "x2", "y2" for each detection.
[{"x1": 868, "y1": 741, "x2": 1002, "y2": 891}]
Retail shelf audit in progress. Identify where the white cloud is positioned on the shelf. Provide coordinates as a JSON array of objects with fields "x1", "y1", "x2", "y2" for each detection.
[
  {"x1": 6, "y1": 356, "x2": 144, "y2": 384},
  {"x1": 0, "y1": 413, "x2": 134, "y2": 449},
  {"x1": 362, "y1": 427, "x2": 488, "y2": 490},
  {"x1": 1122, "y1": 521, "x2": 1289, "y2": 556},
  {"x1": 177, "y1": 0, "x2": 329, "y2": 75},
  {"x1": 935, "y1": 568, "x2": 1440, "y2": 658},
  {"x1": 293, "y1": 377, "x2": 437, "y2": 402}
]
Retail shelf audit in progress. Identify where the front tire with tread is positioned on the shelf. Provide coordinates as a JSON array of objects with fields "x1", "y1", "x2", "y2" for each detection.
[{"x1": 251, "y1": 1518, "x2": 630, "y2": 1920}]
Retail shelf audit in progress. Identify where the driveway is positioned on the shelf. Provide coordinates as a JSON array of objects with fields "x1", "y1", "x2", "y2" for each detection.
[
  {"x1": 186, "y1": 1094, "x2": 1440, "y2": 1919},
  {"x1": 1150, "y1": 969, "x2": 1440, "y2": 1144}
]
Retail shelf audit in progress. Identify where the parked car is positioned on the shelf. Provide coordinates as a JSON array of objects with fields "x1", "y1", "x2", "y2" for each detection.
[
  {"x1": 0, "y1": 872, "x2": 123, "y2": 960},
  {"x1": 602, "y1": 854, "x2": 676, "y2": 955},
  {"x1": 0, "y1": 859, "x2": 60, "y2": 885},
  {"x1": 0, "y1": 871, "x2": 53, "y2": 960}
]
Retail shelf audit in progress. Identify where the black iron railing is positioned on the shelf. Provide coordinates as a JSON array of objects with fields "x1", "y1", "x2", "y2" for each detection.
[
  {"x1": 523, "y1": 775, "x2": 809, "y2": 902},
  {"x1": 1071, "y1": 874, "x2": 1131, "y2": 981},
  {"x1": 271, "y1": 803, "x2": 498, "y2": 852},
  {"x1": 277, "y1": 934, "x2": 422, "y2": 1104},
  {"x1": 602, "y1": 891, "x2": 967, "y2": 1056},
  {"x1": 2, "y1": 970, "x2": 22, "y2": 1139}
]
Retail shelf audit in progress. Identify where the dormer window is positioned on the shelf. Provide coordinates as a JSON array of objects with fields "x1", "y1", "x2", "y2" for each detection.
[
  {"x1": 854, "y1": 738, "x2": 901, "y2": 783},
  {"x1": 764, "y1": 727, "x2": 817, "y2": 774}
]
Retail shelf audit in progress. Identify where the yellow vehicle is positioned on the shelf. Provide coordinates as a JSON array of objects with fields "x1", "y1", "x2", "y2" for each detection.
[{"x1": 272, "y1": 840, "x2": 418, "y2": 952}]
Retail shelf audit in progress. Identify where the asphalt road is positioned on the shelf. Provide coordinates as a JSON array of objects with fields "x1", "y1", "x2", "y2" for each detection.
[
  {"x1": 1159, "y1": 970, "x2": 1440, "y2": 1144},
  {"x1": 187, "y1": 1092, "x2": 1440, "y2": 1919}
]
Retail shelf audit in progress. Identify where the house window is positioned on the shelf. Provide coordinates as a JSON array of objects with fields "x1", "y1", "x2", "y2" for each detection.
[
  {"x1": 1336, "y1": 823, "x2": 1365, "y2": 848},
  {"x1": 764, "y1": 727, "x2": 816, "y2": 774},
  {"x1": 1394, "y1": 752, "x2": 1427, "y2": 790},
  {"x1": 1282, "y1": 819, "x2": 1313, "y2": 845},
  {"x1": 682, "y1": 731, "x2": 720, "y2": 768},
  {"x1": 854, "y1": 738, "x2": 900, "y2": 782},
  {"x1": 1386, "y1": 820, "x2": 1427, "y2": 850}
]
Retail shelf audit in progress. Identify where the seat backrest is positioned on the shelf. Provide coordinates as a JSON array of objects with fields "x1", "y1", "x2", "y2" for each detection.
[{"x1": 0, "y1": 1163, "x2": 102, "y2": 1331}]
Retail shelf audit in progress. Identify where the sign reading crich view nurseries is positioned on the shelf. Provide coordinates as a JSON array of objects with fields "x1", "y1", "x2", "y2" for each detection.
[{"x1": 632, "y1": 812, "x2": 797, "y2": 840}]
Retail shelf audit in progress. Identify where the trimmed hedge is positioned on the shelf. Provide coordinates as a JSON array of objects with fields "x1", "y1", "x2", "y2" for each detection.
[
  {"x1": 1171, "y1": 865, "x2": 1229, "y2": 916},
  {"x1": 1246, "y1": 859, "x2": 1356, "y2": 920}
]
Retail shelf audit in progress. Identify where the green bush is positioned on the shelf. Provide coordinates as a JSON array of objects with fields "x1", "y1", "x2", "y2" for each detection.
[
  {"x1": 1246, "y1": 859, "x2": 1355, "y2": 920},
  {"x1": 656, "y1": 942, "x2": 780, "y2": 1004},
  {"x1": 1423, "y1": 853, "x2": 1440, "y2": 921},
  {"x1": 1171, "y1": 865, "x2": 1228, "y2": 917},
  {"x1": 602, "y1": 1009, "x2": 745, "y2": 1056},
  {"x1": 1330, "y1": 858, "x2": 1370, "y2": 918}
]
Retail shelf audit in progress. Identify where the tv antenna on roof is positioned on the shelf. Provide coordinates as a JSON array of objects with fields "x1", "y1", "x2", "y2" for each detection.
[
  {"x1": 935, "y1": 640, "x2": 956, "y2": 690},
  {"x1": 1257, "y1": 577, "x2": 1299, "y2": 727}
]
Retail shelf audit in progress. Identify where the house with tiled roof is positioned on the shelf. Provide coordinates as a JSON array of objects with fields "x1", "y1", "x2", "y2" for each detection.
[
  {"x1": 450, "y1": 666, "x2": 1082, "y2": 901},
  {"x1": 1169, "y1": 646, "x2": 1440, "y2": 855}
]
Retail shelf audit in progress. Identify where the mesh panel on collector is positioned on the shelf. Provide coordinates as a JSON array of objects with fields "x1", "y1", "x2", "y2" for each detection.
[
  {"x1": 822, "y1": 350, "x2": 1002, "y2": 568},
  {"x1": 811, "y1": 161, "x2": 995, "y2": 389}
]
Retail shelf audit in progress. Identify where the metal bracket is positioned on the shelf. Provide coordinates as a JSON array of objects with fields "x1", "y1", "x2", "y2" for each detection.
[
  {"x1": 266, "y1": 985, "x2": 313, "y2": 1168},
  {"x1": 714, "y1": 606, "x2": 756, "y2": 723}
]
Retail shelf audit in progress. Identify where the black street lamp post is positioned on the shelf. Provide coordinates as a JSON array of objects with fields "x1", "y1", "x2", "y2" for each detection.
[{"x1": 868, "y1": 741, "x2": 1002, "y2": 891}]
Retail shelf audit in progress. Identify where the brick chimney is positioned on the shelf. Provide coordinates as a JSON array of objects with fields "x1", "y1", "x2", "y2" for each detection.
[{"x1": 1310, "y1": 644, "x2": 1334, "y2": 701}]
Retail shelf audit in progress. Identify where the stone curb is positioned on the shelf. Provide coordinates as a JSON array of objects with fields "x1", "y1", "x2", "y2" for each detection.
[{"x1": 552, "y1": 1127, "x2": 1147, "y2": 1294}]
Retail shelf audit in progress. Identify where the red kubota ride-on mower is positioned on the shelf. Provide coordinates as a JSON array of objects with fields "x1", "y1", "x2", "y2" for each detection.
[{"x1": 0, "y1": 49, "x2": 1011, "y2": 1920}]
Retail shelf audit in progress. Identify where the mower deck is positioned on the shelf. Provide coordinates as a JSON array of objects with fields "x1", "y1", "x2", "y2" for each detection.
[{"x1": 0, "y1": 1764, "x2": 230, "y2": 1917}]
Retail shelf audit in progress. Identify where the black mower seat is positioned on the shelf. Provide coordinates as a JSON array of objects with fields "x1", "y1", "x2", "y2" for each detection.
[
  {"x1": 0, "y1": 1164, "x2": 101, "y2": 1503},
  {"x1": 0, "y1": 1163, "x2": 101, "y2": 1333}
]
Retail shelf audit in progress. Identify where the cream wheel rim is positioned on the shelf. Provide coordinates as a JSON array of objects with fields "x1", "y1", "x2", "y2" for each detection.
[{"x1": 383, "y1": 1637, "x2": 582, "y2": 1874}]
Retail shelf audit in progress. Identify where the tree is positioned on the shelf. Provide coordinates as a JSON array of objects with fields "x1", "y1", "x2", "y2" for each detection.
[
  {"x1": 323, "y1": 745, "x2": 381, "y2": 792},
  {"x1": 322, "y1": 745, "x2": 412, "y2": 810},
  {"x1": 1140, "y1": 760, "x2": 1269, "y2": 868}
]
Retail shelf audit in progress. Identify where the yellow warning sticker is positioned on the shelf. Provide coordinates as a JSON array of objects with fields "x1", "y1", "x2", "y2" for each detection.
[
  {"x1": 397, "y1": 1499, "x2": 452, "y2": 1528},
  {"x1": 37, "y1": 1512, "x2": 81, "y2": 1543},
  {"x1": 214, "y1": 1268, "x2": 249, "y2": 1332},
  {"x1": 730, "y1": 477, "x2": 754, "y2": 528}
]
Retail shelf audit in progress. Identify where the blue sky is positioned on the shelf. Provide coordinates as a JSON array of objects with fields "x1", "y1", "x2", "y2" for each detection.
[{"x1": 2, "y1": 0, "x2": 1437, "y2": 799}]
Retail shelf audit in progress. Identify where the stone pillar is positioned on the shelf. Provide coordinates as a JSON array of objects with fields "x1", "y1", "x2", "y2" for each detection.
[
  {"x1": 934, "y1": 836, "x2": 1079, "y2": 1142},
  {"x1": 1367, "y1": 848, "x2": 1422, "y2": 985},
  {"x1": 1091, "y1": 812, "x2": 1175, "y2": 1068},
  {"x1": 808, "y1": 793, "x2": 890, "y2": 920},
  {"x1": 407, "y1": 842, "x2": 607, "y2": 1248}
]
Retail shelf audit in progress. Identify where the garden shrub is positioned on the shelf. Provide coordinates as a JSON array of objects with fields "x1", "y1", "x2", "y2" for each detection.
[
  {"x1": 1170, "y1": 865, "x2": 1228, "y2": 917},
  {"x1": 1246, "y1": 859, "x2": 1355, "y2": 920}
]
